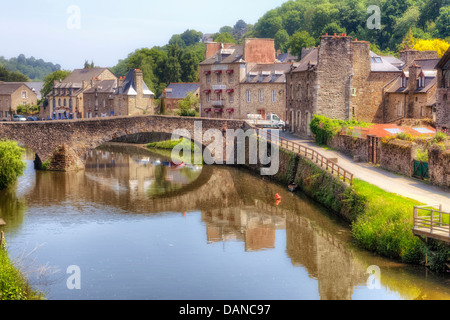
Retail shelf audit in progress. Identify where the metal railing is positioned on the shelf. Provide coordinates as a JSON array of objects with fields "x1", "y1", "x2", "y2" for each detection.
[{"x1": 256, "y1": 128, "x2": 354, "y2": 185}]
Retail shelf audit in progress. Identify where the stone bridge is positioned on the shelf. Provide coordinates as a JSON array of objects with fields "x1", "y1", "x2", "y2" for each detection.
[{"x1": 0, "y1": 115, "x2": 249, "y2": 171}]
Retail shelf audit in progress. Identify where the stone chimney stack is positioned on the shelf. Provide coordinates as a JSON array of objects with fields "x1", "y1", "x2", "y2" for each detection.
[
  {"x1": 134, "y1": 69, "x2": 143, "y2": 96},
  {"x1": 408, "y1": 64, "x2": 420, "y2": 92}
]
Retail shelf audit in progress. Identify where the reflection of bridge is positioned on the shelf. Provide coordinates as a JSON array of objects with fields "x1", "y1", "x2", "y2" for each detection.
[{"x1": 0, "y1": 115, "x2": 247, "y2": 171}]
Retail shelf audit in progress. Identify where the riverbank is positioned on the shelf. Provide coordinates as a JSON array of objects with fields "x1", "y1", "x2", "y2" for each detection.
[{"x1": 0, "y1": 246, "x2": 43, "y2": 300}]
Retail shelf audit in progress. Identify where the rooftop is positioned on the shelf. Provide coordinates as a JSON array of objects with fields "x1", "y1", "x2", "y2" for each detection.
[{"x1": 162, "y1": 83, "x2": 200, "y2": 99}]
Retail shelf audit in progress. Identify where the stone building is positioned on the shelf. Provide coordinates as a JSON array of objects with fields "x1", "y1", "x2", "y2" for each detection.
[
  {"x1": 44, "y1": 68, "x2": 117, "y2": 120},
  {"x1": 161, "y1": 82, "x2": 200, "y2": 111},
  {"x1": 199, "y1": 38, "x2": 294, "y2": 120},
  {"x1": 0, "y1": 82, "x2": 37, "y2": 121},
  {"x1": 384, "y1": 58, "x2": 440, "y2": 122},
  {"x1": 84, "y1": 69, "x2": 155, "y2": 118},
  {"x1": 286, "y1": 35, "x2": 402, "y2": 136},
  {"x1": 435, "y1": 47, "x2": 450, "y2": 130}
]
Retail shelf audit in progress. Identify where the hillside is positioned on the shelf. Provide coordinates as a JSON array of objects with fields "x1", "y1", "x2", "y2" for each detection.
[{"x1": 0, "y1": 54, "x2": 61, "y2": 82}]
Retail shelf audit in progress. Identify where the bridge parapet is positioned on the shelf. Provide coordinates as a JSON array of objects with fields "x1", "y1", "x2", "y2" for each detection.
[{"x1": 0, "y1": 115, "x2": 248, "y2": 171}]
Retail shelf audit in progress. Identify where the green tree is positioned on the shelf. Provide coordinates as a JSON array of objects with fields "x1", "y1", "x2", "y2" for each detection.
[
  {"x1": 436, "y1": 6, "x2": 450, "y2": 38},
  {"x1": 0, "y1": 140, "x2": 26, "y2": 190},
  {"x1": 321, "y1": 22, "x2": 346, "y2": 36},
  {"x1": 160, "y1": 97, "x2": 166, "y2": 115},
  {"x1": 177, "y1": 91, "x2": 199, "y2": 117},
  {"x1": 0, "y1": 65, "x2": 29, "y2": 82},
  {"x1": 274, "y1": 29, "x2": 290, "y2": 52},
  {"x1": 288, "y1": 31, "x2": 316, "y2": 58},
  {"x1": 180, "y1": 29, "x2": 203, "y2": 47},
  {"x1": 213, "y1": 32, "x2": 236, "y2": 44},
  {"x1": 41, "y1": 70, "x2": 71, "y2": 98},
  {"x1": 254, "y1": 9, "x2": 283, "y2": 38}
]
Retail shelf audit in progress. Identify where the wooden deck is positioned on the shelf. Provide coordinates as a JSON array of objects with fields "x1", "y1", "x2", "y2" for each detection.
[{"x1": 413, "y1": 205, "x2": 450, "y2": 243}]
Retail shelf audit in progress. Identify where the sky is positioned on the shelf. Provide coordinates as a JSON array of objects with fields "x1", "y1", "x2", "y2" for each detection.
[{"x1": 0, "y1": 0, "x2": 288, "y2": 70}]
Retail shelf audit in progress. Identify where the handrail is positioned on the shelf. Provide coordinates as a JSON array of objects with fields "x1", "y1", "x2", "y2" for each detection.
[
  {"x1": 256, "y1": 128, "x2": 354, "y2": 185},
  {"x1": 413, "y1": 205, "x2": 450, "y2": 239}
]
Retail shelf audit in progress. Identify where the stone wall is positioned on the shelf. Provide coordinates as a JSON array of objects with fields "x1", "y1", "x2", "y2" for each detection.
[
  {"x1": 428, "y1": 145, "x2": 450, "y2": 188},
  {"x1": 380, "y1": 139, "x2": 417, "y2": 177},
  {"x1": 329, "y1": 134, "x2": 369, "y2": 162}
]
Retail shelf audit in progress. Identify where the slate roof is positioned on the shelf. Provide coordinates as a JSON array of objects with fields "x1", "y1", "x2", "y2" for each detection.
[
  {"x1": 25, "y1": 82, "x2": 44, "y2": 99},
  {"x1": 162, "y1": 83, "x2": 200, "y2": 99},
  {"x1": 85, "y1": 79, "x2": 117, "y2": 94},
  {"x1": 291, "y1": 48, "x2": 319, "y2": 73},
  {"x1": 119, "y1": 69, "x2": 154, "y2": 96},
  {"x1": 61, "y1": 68, "x2": 111, "y2": 84},
  {"x1": 386, "y1": 58, "x2": 439, "y2": 94},
  {"x1": 243, "y1": 64, "x2": 292, "y2": 83},
  {"x1": 199, "y1": 45, "x2": 245, "y2": 65},
  {"x1": 370, "y1": 52, "x2": 402, "y2": 72},
  {"x1": 0, "y1": 82, "x2": 29, "y2": 95}
]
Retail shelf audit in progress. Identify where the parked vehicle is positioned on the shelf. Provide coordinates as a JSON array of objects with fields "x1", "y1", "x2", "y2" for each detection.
[
  {"x1": 27, "y1": 116, "x2": 39, "y2": 121},
  {"x1": 246, "y1": 113, "x2": 285, "y2": 128},
  {"x1": 13, "y1": 115, "x2": 27, "y2": 122}
]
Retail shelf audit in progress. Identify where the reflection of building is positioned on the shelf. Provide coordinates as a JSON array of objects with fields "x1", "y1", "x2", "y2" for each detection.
[
  {"x1": 202, "y1": 202, "x2": 285, "y2": 252},
  {"x1": 286, "y1": 214, "x2": 367, "y2": 300}
]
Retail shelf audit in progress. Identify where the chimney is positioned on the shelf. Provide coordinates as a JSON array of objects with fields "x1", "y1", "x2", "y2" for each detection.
[
  {"x1": 134, "y1": 69, "x2": 143, "y2": 96},
  {"x1": 408, "y1": 63, "x2": 421, "y2": 92}
]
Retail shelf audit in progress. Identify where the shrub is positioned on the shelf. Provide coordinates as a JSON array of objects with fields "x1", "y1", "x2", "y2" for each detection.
[
  {"x1": 309, "y1": 115, "x2": 372, "y2": 145},
  {"x1": 0, "y1": 140, "x2": 26, "y2": 190}
]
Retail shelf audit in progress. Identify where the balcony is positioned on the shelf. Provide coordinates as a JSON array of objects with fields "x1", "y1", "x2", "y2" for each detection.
[{"x1": 211, "y1": 100, "x2": 225, "y2": 107}]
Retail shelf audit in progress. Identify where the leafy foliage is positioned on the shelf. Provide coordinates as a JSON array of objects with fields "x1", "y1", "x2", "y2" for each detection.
[
  {"x1": 0, "y1": 140, "x2": 26, "y2": 190},
  {"x1": 41, "y1": 70, "x2": 71, "y2": 98},
  {"x1": 0, "y1": 64, "x2": 29, "y2": 82},
  {"x1": 309, "y1": 115, "x2": 372, "y2": 145}
]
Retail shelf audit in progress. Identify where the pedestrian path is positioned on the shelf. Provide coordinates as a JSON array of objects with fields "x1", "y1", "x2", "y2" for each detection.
[{"x1": 279, "y1": 131, "x2": 450, "y2": 212}]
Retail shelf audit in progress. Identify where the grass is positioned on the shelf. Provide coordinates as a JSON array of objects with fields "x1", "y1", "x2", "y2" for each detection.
[
  {"x1": 351, "y1": 179, "x2": 427, "y2": 264},
  {"x1": 0, "y1": 247, "x2": 43, "y2": 300}
]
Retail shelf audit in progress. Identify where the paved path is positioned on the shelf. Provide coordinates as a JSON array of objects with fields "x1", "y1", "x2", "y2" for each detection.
[{"x1": 280, "y1": 132, "x2": 450, "y2": 212}]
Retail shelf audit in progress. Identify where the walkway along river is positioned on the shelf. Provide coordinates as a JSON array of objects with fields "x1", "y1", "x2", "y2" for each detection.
[{"x1": 0, "y1": 143, "x2": 449, "y2": 300}]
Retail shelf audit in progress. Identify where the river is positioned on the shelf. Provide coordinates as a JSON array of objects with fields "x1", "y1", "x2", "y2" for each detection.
[{"x1": 0, "y1": 143, "x2": 449, "y2": 300}]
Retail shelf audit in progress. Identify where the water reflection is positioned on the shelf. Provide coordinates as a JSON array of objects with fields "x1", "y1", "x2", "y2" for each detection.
[{"x1": 1, "y1": 143, "x2": 449, "y2": 300}]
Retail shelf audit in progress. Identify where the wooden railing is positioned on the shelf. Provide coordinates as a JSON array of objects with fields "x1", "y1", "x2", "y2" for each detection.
[
  {"x1": 256, "y1": 128, "x2": 354, "y2": 185},
  {"x1": 413, "y1": 204, "x2": 450, "y2": 242}
]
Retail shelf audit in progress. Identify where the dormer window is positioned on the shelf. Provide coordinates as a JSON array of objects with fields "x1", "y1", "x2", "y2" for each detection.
[
  {"x1": 418, "y1": 72, "x2": 425, "y2": 88},
  {"x1": 401, "y1": 73, "x2": 407, "y2": 88}
]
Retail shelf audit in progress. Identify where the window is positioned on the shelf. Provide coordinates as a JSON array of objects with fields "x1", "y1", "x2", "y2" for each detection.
[
  {"x1": 229, "y1": 73, "x2": 234, "y2": 83},
  {"x1": 418, "y1": 75, "x2": 425, "y2": 88},
  {"x1": 352, "y1": 88, "x2": 357, "y2": 96},
  {"x1": 217, "y1": 73, "x2": 222, "y2": 83},
  {"x1": 272, "y1": 90, "x2": 276, "y2": 103},
  {"x1": 206, "y1": 93, "x2": 210, "y2": 102},
  {"x1": 206, "y1": 74, "x2": 211, "y2": 84},
  {"x1": 0, "y1": 111, "x2": 3, "y2": 118},
  {"x1": 259, "y1": 90, "x2": 263, "y2": 102},
  {"x1": 229, "y1": 94, "x2": 234, "y2": 103},
  {"x1": 397, "y1": 102, "x2": 403, "y2": 116},
  {"x1": 247, "y1": 90, "x2": 251, "y2": 103},
  {"x1": 22, "y1": 91, "x2": 27, "y2": 99},
  {"x1": 401, "y1": 74, "x2": 407, "y2": 88},
  {"x1": 298, "y1": 85, "x2": 302, "y2": 99},
  {"x1": 421, "y1": 107, "x2": 425, "y2": 117}
]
